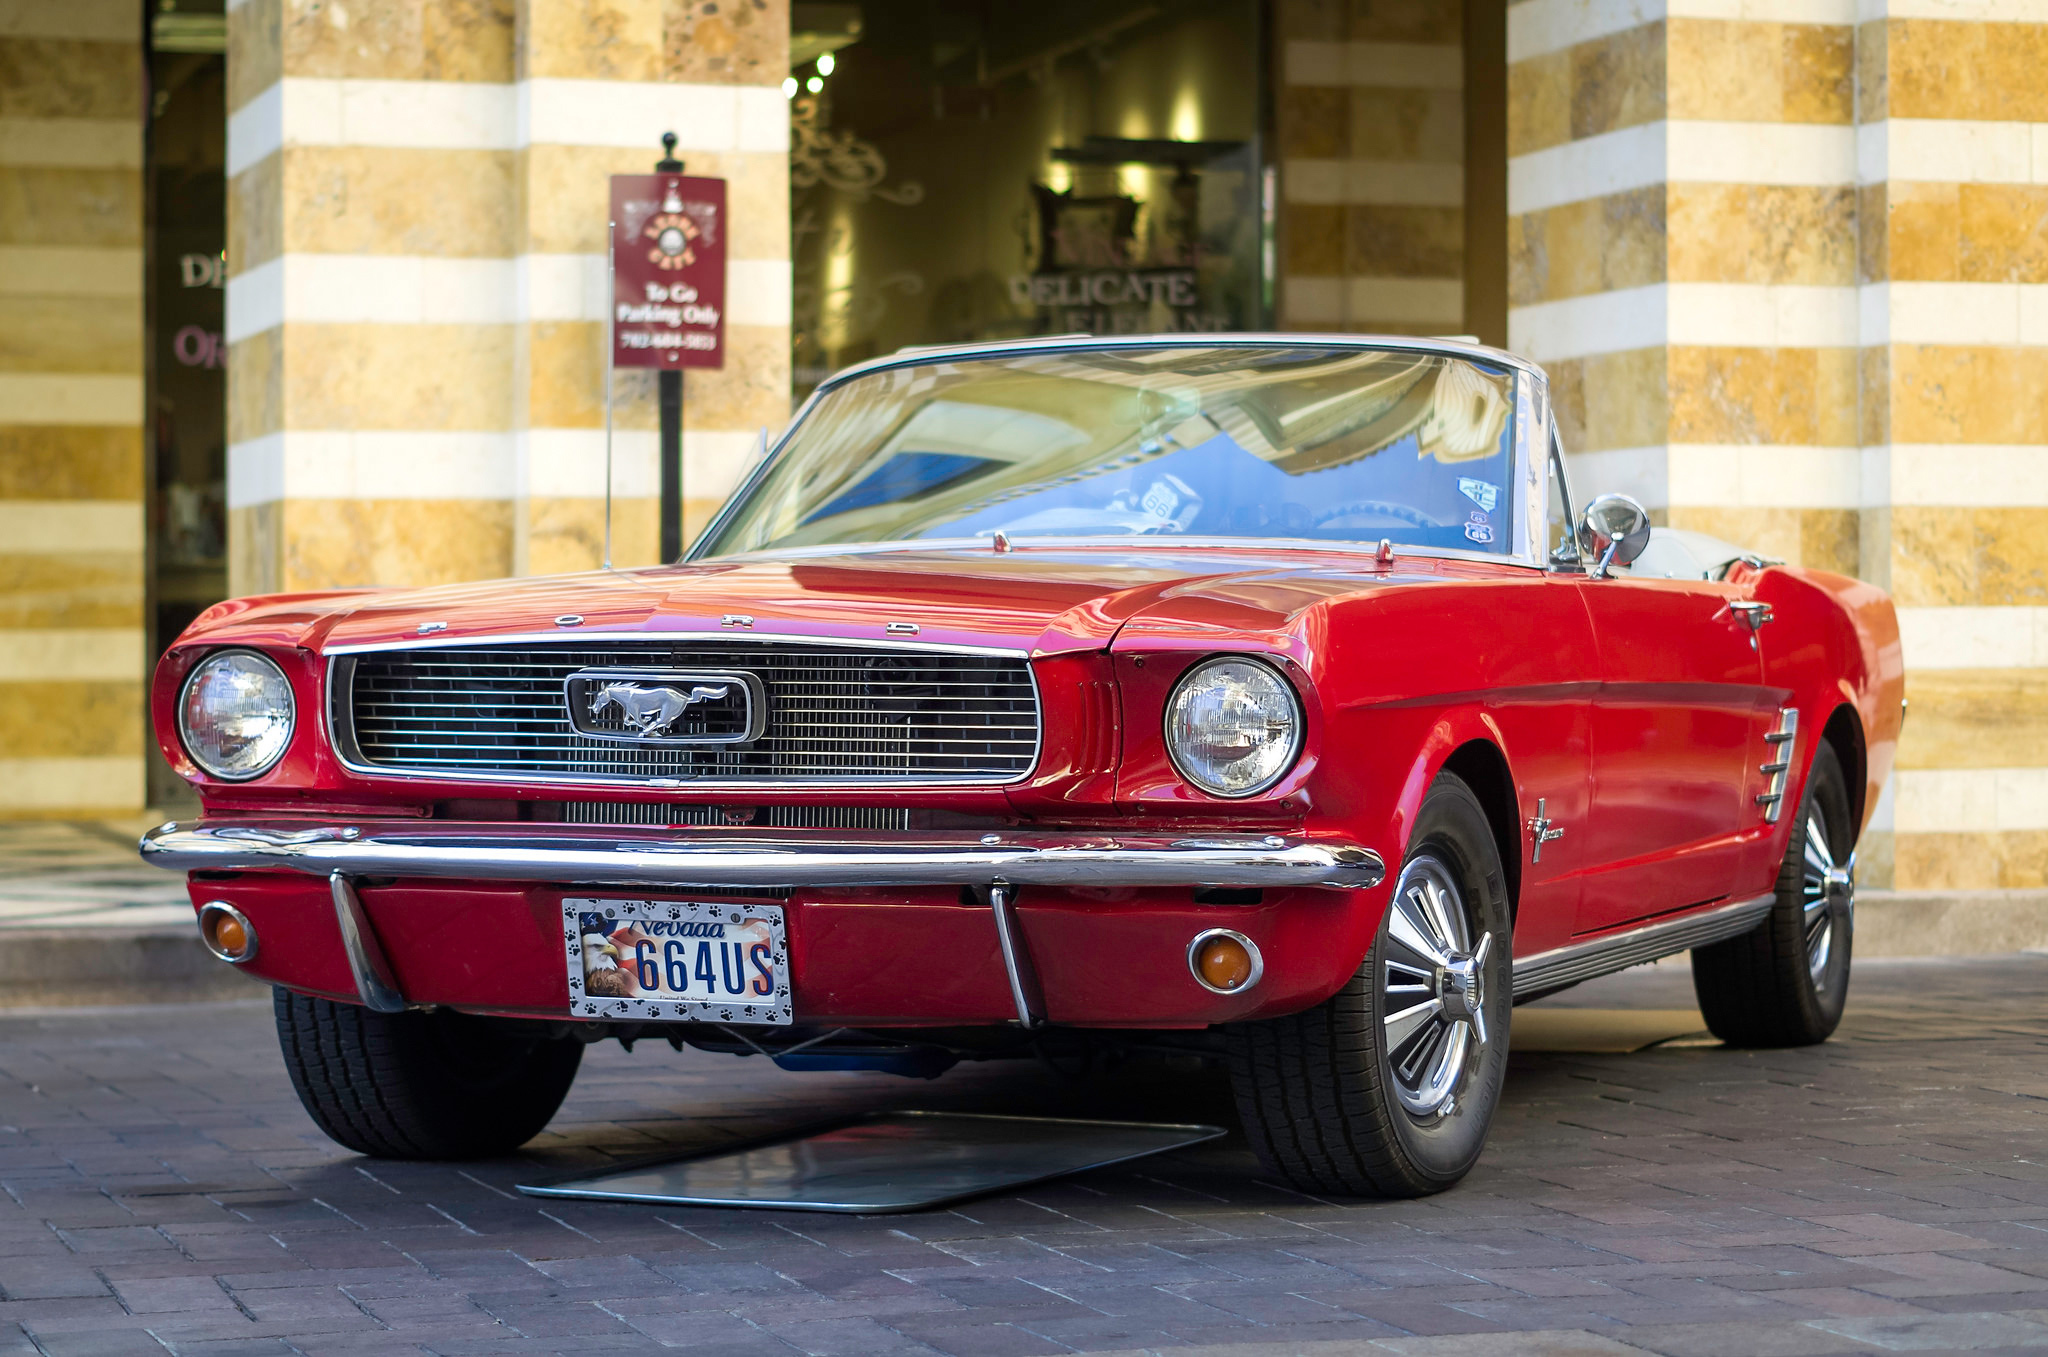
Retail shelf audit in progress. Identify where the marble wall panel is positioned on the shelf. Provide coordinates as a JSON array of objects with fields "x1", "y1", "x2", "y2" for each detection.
[
  {"x1": 1280, "y1": 87, "x2": 1350, "y2": 159},
  {"x1": 1508, "y1": 187, "x2": 1664, "y2": 306},
  {"x1": 519, "y1": 494, "x2": 657, "y2": 574},
  {"x1": 663, "y1": 0, "x2": 785, "y2": 85},
  {"x1": 1884, "y1": 19, "x2": 2048, "y2": 123},
  {"x1": 1894, "y1": 830, "x2": 2048, "y2": 890},
  {"x1": 0, "y1": 426, "x2": 139, "y2": 499},
  {"x1": 1667, "y1": 346, "x2": 1858, "y2": 448},
  {"x1": 1666, "y1": 20, "x2": 1851, "y2": 125},
  {"x1": 1889, "y1": 345, "x2": 2048, "y2": 446},
  {"x1": 0, "y1": 681, "x2": 143, "y2": 758},
  {"x1": 1546, "y1": 347, "x2": 1669, "y2": 453},
  {"x1": 1886, "y1": 506, "x2": 2048, "y2": 608},
  {"x1": 228, "y1": 502, "x2": 283, "y2": 597},
  {"x1": 1667, "y1": 184, "x2": 1854, "y2": 286},
  {"x1": 1896, "y1": 670, "x2": 2048, "y2": 771},
  {"x1": 1349, "y1": 88, "x2": 1462, "y2": 162},
  {"x1": 0, "y1": 553, "x2": 144, "y2": 629},
  {"x1": 0, "y1": 295, "x2": 143, "y2": 375},
  {"x1": 280, "y1": 148, "x2": 516, "y2": 259},
  {"x1": 0, "y1": 37, "x2": 141, "y2": 118},
  {"x1": 284, "y1": 322, "x2": 514, "y2": 432},
  {"x1": 228, "y1": 152, "x2": 282, "y2": 273},
  {"x1": 1346, "y1": 205, "x2": 1464, "y2": 280},
  {"x1": 1348, "y1": 0, "x2": 1460, "y2": 44},
  {"x1": 516, "y1": 0, "x2": 664, "y2": 81},
  {"x1": 1507, "y1": 47, "x2": 1568, "y2": 159},
  {"x1": 0, "y1": 167, "x2": 143, "y2": 247},
  {"x1": 282, "y1": 0, "x2": 513, "y2": 82},
  {"x1": 281, "y1": 497, "x2": 513, "y2": 588},
  {"x1": 1286, "y1": 203, "x2": 1344, "y2": 275},
  {"x1": 228, "y1": 0, "x2": 284, "y2": 112},
  {"x1": 226, "y1": 328, "x2": 284, "y2": 445}
]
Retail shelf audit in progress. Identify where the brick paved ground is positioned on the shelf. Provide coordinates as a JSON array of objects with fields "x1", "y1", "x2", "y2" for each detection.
[{"x1": 3, "y1": 957, "x2": 2048, "y2": 1356}]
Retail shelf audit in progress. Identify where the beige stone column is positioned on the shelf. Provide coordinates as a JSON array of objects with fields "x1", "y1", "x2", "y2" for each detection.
[
  {"x1": 223, "y1": 0, "x2": 521, "y2": 593},
  {"x1": 511, "y1": 0, "x2": 790, "y2": 573},
  {"x1": 1507, "y1": 5, "x2": 1860, "y2": 576},
  {"x1": 1857, "y1": 6, "x2": 2048, "y2": 890},
  {"x1": 1276, "y1": 0, "x2": 1468, "y2": 335},
  {"x1": 0, "y1": 0, "x2": 147, "y2": 817}
]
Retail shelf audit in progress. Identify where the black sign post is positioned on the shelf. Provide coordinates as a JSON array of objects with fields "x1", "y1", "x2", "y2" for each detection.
[{"x1": 655, "y1": 133, "x2": 686, "y2": 562}]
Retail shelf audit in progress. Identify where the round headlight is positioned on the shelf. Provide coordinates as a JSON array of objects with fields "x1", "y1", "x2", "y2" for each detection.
[
  {"x1": 1165, "y1": 657, "x2": 1303, "y2": 798},
  {"x1": 178, "y1": 650, "x2": 295, "y2": 781}
]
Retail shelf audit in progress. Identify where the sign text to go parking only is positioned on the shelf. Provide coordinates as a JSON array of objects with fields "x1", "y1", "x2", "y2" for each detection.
[{"x1": 610, "y1": 174, "x2": 726, "y2": 370}]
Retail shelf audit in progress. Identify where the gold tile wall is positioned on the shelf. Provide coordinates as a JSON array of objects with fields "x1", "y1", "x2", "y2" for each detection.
[{"x1": 0, "y1": 0, "x2": 145, "y2": 818}]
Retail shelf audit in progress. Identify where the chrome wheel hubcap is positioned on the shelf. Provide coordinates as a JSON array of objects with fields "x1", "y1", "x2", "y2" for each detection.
[
  {"x1": 1801, "y1": 812, "x2": 1853, "y2": 985},
  {"x1": 1382, "y1": 854, "x2": 1492, "y2": 1117}
]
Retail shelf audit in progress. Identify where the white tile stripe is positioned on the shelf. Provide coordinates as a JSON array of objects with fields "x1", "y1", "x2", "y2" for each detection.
[
  {"x1": 0, "y1": 374, "x2": 144, "y2": 426},
  {"x1": 1869, "y1": 445, "x2": 2048, "y2": 507},
  {"x1": 223, "y1": 254, "x2": 792, "y2": 341},
  {"x1": 0, "y1": 630, "x2": 144, "y2": 682},
  {"x1": 0, "y1": 502, "x2": 144, "y2": 554},
  {"x1": 227, "y1": 429, "x2": 762, "y2": 508},
  {"x1": 1508, "y1": 0, "x2": 1855, "y2": 66},
  {"x1": 1508, "y1": 121, "x2": 1856, "y2": 218},
  {"x1": 1896, "y1": 767, "x2": 2048, "y2": 834},
  {"x1": 1283, "y1": 40, "x2": 1463, "y2": 90},
  {"x1": 1898, "y1": 607, "x2": 2048, "y2": 671},
  {"x1": 1514, "y1": 281, "x2": 2048, "y2": 359},
  {"x1": 1509, "y1": 283, "x2": 1859, "y2": 360},
  {"x1": 227, "y1": 77, "x2": 789, "y2": 178},
  {"x1": 1859, "y1": 120, "x2": 2048, "y2": 187},
  {"x1": 1856, "y1": 0, "x2": 2048, "y2": 21},
  {"x1": 1284, "y1": 159, "x2": 1464, "y2": 207}
]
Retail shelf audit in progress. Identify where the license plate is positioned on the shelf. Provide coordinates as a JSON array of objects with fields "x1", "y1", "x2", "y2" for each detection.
[{"x1": 563, "y1": 897, "x2": 792, "y2": 1025}]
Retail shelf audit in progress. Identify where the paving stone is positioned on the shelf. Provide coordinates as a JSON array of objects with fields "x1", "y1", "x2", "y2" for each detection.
[{"x1": 1, "y1": 960, "x2": 2047, "y2": 1352}]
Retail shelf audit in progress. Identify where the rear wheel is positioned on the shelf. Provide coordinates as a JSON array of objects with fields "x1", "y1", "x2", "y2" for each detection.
[
  {"x1": 1692, "y1": 743, "x2": 1855, "y2": 1047},
  {"x1": 1227, "y1": 773, "x2": 1512, "y2": 1197},
  {"x1": 274, "y1": 990, "x2": 583, "y2": 1159}
]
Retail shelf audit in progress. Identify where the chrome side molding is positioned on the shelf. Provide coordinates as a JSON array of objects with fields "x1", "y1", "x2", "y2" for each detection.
[
  {"x1": 139, "y1": 823, "x2": 1387, "y2": 892},
  {"x1": 1511, "y1": 892, "x2": 1776, "y2": 1001}
]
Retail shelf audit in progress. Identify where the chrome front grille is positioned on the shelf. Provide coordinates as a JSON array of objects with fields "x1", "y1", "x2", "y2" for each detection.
[
  {"x1": 331, "y1": 640, "x2": 1039, "y2": 785},
  {"x1": 561, "y1": 802, "x2": 914, "y2": 830}
]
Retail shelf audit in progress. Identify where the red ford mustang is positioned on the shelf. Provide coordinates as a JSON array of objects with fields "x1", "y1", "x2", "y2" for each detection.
[{"x1": 142, "y1": 336, "x2": 1903, "y2": 1197}]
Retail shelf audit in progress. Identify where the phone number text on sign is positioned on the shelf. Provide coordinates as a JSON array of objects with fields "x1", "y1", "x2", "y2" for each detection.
[
  {"x1": 609, "y1": 173, "x2": 727, "y2": 370},
  {"x1": 564, "y1": 897, "x2": 790, "y2": 1024}
]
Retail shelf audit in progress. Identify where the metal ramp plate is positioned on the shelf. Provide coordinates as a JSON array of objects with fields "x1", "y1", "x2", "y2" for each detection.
[{"x1": 518, "y1": 1110, "x2": 1226, "y2": 1214}]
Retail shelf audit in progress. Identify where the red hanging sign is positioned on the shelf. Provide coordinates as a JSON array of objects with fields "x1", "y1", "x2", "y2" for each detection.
[{"x1": 609, "y1": 173, "x2": 727, "y2": 370}]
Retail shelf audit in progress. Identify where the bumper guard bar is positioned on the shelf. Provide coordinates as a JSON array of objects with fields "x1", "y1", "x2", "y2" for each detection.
[{"x1": 138, "y1": 821, "x2": 1386, "y2": 892}]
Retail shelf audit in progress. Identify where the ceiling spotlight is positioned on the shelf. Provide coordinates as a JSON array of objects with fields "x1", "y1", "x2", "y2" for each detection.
[
  {"x1": 782, "y1": 75, "x2": 797, "y2": 98},
  {"x1": 807, "y1": 75, "x2": 824, "y2": 93},
  {"x1": 817, "y1": 52, "x2": 835, "y2": 76}
]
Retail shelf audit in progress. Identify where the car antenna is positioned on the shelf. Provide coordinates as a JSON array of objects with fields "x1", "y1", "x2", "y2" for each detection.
[{"x1": 602, "y1": 199, "x2": 617, "y2": 571}]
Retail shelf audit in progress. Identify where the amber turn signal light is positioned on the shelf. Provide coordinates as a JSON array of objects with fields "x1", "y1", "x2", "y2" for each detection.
[
  {"x1": 197, "y1": 901, "x2": 258, "y2": 964},
  {"x1": 1188, "y1": 928, "x2": 1263, "y2": 995}
]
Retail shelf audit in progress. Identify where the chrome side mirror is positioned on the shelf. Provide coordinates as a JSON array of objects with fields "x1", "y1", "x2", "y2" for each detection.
[{"x1": 1576, "y1": 493, "x2": 1651, "y2": 579}]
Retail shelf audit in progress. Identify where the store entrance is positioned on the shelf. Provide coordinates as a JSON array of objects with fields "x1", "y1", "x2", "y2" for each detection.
[
  {"x1": 145, "y1": 2, "x2": 227, "y2": 806},
  {"x1": 787, "y1": 0, "x2": 1268, "y2": 399}
]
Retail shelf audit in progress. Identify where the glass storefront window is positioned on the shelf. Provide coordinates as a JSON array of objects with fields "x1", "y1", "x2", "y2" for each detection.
[{"x1": 788, "y1": 0, "x2": 1265, "y2": 398}]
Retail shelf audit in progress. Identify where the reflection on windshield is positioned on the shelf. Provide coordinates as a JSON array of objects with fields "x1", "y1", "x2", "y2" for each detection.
[{"x1": 696, "y1": 346, "x2": 1519, "y2": 557}]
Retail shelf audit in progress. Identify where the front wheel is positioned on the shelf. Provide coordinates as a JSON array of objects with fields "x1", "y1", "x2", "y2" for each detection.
[
  {"x1": 1692, "y1": 742, "x2": 1855, "y2": 1046},
  {"x1": 1227, "y1": 773, "x2": 1512, "y2": 1197},
  {"x1": 275, "y1": 990, "x2": 583, "y2": 1159}
]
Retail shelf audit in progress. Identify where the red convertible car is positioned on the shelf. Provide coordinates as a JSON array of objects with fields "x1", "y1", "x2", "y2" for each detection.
[{"x1": 141, "y1": 336, "x2": 1903, "y2": 1197}]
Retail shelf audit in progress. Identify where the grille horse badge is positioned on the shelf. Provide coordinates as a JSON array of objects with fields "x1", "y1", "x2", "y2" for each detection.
[
  {"x1": 564, "y1": 669, "x2": 766, "y2": 745},
  {"x1": 588, "y1": 681, "x2": 730, "y2": 737}
]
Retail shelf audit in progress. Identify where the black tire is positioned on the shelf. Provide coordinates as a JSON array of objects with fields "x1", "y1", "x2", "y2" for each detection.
[
  {"x1": 274, "y1": 989, "x2": 583, "y2": 1159},
  {"x1": 1692, "y1": 742, "x2": 1855, "y2": 1047},
  {"x1": 1227, "y1": 773, "x2": 1513, "y2": 1197}
]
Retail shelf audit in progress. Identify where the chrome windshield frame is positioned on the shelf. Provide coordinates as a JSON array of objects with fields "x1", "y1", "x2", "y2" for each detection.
[{"x1": 688, "y1": 333, "x2": 1555, "y2": 570}]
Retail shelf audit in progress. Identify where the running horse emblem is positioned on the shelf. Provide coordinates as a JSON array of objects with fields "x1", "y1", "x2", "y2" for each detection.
[{"x1": 587, "y1": 681, "x2": 732, "y2": 738}]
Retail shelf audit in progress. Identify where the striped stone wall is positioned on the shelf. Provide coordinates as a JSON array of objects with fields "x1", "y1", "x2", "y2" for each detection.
[
  {"x1": 0, "y1": 0, "x2": 147, "y2": 818},
  {"x1": 1507, "y1": 1, "x2": 1861, "y2": 578},
  {"x1": 1859, "y1": 4, "x2": 2048, "y2": 890},
  {"x1": 1277, "y1": 0, "x2": 1469, "y2": 335},
  {"x1": 224, "y1": 0, "x2": 789, "y2": 593}
]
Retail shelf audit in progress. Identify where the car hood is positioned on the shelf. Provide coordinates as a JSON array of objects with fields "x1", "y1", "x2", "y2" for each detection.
[{"x1": 193, "y1": 546, "x2": 1486, "y2": 657}]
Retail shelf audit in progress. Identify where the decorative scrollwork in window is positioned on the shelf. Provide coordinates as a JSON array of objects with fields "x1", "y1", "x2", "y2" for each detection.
[{"x1": 789, "y1": 95, "x2": 924, "y2": 206}]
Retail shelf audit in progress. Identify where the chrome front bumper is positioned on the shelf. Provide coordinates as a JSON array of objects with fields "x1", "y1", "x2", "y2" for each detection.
[{"x1": 138, "y1": 822, "x2": 1387, "y2": 891}]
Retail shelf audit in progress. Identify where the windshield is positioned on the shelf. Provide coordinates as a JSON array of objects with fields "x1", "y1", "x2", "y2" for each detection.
[{"x1": 696, "y1": 345, "x2": 1522, "y2": 558}]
